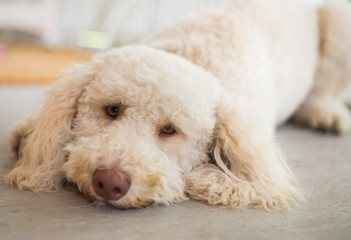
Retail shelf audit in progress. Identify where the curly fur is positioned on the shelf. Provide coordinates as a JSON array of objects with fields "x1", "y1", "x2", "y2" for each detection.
[{"x1": 4, "y1": 0, "x2": 351, "y2": 210}]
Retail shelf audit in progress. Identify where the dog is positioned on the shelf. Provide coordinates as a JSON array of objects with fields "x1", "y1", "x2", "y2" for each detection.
[{"x1": 4, "y1": 0, "x2": 351, "y2": 210}]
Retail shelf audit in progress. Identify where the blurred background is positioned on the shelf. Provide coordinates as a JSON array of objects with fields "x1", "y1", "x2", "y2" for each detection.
[
  {"x1": 0, "y1": 0, "x2": 228, "y2": 48},
  {"x1": 0, "y1": 0, "x2": 227, "y2": 84},
  {"x1": 0, "y1": 0, "x2": 350, "y2": 96}
]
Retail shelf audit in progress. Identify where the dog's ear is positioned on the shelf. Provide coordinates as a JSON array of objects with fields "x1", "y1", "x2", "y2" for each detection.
[
  {"x1": 185, "y1": 101, "x2": 303, "y2": 209},
  {"x1": 4, "y1": 63, "x2": 96, "y2": 192}
]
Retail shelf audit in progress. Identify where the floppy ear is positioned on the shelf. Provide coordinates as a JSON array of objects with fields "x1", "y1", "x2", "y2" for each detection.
[
  {"x1": 4, "y1": 63, "x2": 96, "y2": 192},
  {"x1": 185, "y1": 102, "x2": 303, "y2": 210}
]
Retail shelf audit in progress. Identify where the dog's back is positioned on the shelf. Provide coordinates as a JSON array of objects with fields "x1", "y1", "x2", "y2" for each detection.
[{"x1": 145, "y1": 0, "x2": 320, "y2": 133}]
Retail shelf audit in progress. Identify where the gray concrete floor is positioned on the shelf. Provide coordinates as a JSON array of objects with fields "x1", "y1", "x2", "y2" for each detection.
[{"x1": 0, "y1": 86, "x2": 350, "y2": 240}]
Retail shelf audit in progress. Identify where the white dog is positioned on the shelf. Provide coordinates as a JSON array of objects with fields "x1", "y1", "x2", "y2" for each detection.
[{"x1": 5, "y1": 0, "x2": 351, "y2": 210}]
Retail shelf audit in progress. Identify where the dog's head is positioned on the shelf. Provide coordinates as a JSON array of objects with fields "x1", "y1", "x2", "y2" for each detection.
[
  {"x1": 8, "y1": 46, "x2": 224, "y2": 208},
  {"x1": 61, "y1": 45, "x2": 223, "y2": 208},
  {"x1": 6, "y1": 45, "x2": 301, "y2": 209}
]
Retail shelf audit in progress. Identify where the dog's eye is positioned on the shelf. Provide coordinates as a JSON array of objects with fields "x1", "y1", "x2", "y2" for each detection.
[
  {"x1": 106, "y1": 106, "x2": 119, "y2": 118},
  {"x1": 160, "y1": 124, "x2": 177, "y2": 136}
]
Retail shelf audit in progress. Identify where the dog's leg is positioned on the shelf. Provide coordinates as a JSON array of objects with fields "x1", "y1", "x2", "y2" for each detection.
[{"x1": 293, "y1": 0, "x2": 351, "y2": 133}]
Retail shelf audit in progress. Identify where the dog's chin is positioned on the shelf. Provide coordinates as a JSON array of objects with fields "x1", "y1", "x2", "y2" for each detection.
[
  {"x1": 90, "y1": 194, "x2": 153, "y2": 209},
  {"x1": 109, "y1": 198, "x2": 154, "y2": 209}
]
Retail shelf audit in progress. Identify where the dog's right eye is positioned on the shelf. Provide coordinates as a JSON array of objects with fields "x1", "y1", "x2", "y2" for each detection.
[{"x1": 106, "y1": 106, "x2": 119, "y2": 118}]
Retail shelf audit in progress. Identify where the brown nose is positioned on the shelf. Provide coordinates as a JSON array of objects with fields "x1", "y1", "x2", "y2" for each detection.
[{"x1": 92, "y1": 169, "x2": 130, "y2": 201}]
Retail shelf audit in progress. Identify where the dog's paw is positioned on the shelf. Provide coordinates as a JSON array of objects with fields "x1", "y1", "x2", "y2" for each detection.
[
  {"x1": 184, "y1": 164, "x2": 250, "y2": 208},
  {"x1": 293, "y1": 98, "x2": 351, "y2": 133},
  {"x1": 184, "y1": 164, "x2": 300, "y2": 210}
]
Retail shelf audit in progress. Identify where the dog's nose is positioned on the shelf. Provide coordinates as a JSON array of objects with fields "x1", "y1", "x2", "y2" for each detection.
[{"x1": 92, "y1": 169, "x2": 130, "y2": 201}]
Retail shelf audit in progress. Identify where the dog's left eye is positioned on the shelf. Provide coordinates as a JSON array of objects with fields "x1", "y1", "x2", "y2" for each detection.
[
  {"x1": 106, "y1": 106, "x2": 119, "y2": 118},
  {"x1": 160, "y1": 124, "x2": 177, "y2": 136}
]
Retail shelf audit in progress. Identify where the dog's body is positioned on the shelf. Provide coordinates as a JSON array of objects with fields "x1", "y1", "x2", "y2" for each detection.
[
  {"x1": 146, "y1": 0, "x2": 351, "y2": 134},
  {"x1": 5, "y1": 0, "x2": 351, "y2": 209},
  {"x1": 147, "y1": 0, "x2": 319, "y2": 135}
]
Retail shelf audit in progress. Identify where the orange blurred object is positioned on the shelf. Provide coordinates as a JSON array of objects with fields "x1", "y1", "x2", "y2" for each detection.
[{"x1": 0, "y1": 45, "x2": 92, "y2": 84}]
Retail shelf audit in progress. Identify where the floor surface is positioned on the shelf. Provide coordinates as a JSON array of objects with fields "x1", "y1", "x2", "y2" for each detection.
[{"x1": 0, "y1": 86, "x2": 350, "y2": 240}]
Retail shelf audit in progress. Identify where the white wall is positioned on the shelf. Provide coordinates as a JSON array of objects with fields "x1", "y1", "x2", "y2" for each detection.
[
  {"x1": 59, "y1": 0, "x2": 228, "y2": 46},
  {"x1": 0, "y1": 0, "x2": 60, "y2": 46},
  {"x1": 0, "y1": 0, "x2": 228, "y2": 47}
]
